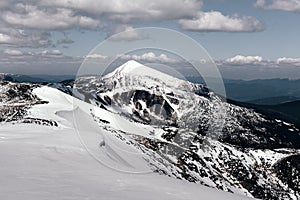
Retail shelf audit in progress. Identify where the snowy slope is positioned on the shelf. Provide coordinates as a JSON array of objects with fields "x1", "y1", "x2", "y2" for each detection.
[{"x1": 0, "y1": 86, "x2": 252, "y2": 200}]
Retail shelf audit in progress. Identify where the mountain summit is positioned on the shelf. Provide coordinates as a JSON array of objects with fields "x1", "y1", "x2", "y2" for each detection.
[
  {"x1": 103, "y1": 60, "x2": 190, "y2": 90},
  {"x1": 106, "y1": 60, "x2": 148, "y2": 76}
]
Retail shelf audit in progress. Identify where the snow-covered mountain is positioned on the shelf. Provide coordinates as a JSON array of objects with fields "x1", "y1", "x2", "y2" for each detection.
[
  {"x1": 0, "y1": 83, "x2": 251, "y2": 200},
  {"x1": 1, "y1": 60, "x2": 300, "y2": 200}
]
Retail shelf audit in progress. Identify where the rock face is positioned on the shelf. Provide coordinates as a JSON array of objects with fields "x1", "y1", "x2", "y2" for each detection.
[
  {"x1": 1, "y1": 60, "x2": 300, "y2": 199},
  {"x1": 273, "y1": 154, "x2": 300, "y2": 194},
  {"x1": 0, "y1": 81, "x2": 56, "y2": 126}
]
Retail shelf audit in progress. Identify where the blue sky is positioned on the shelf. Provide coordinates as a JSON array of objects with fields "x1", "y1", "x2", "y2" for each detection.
[{"x1": 0, "y1": 0, "x2": 299, "y2": 79}]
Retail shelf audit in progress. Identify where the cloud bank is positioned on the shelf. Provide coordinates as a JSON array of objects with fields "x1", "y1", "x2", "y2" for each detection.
[
  {"x1": 0, "y1": 0, "x2": 264, "y2": 47},
  {"x1": 255, "y1": 0, "x2": 300, "y2": 12},
  {"x1": 224, "y1": 55, "x2": 264, "y2": 65},
  {"x1": 179, "y1": 11, "x2": 263, "y2": 32}
]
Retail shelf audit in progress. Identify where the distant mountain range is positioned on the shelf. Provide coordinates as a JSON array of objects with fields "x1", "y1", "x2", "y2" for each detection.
[
  {"x1": 247, "y1": 96, "x2": 300, "y2": 105},
  {"x1": 187, "y1": 77, "x2": 300, "y2": 105},
  {"x1": 0, "y1": 73, "x2": 75, "y2": 83}
]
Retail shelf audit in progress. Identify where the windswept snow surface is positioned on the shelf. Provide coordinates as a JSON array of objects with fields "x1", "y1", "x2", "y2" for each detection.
[{"x1": 0, "y1": 86, "x2": 252, "y2": 200}]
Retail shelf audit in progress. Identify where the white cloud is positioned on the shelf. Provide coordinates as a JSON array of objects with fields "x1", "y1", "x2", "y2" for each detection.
[
  {"x1": 85, "y1": 54, "x2": 108, "y2": 60},
  {"x1": 107, "y1": 25, "x2": 147, "y2": 41},
  {"x1": 0, "y1": 48, "x2": 82, "y2": 74},
  {"x1": 0, "y1": 49, "x2": 79, "y2": 66},
  {"x1": 3, "y1": 49, "x2": 23, "y2": 56},
  {"x1": 0, "y1": 0, "x2": 202, "y2": 31},
  {"x1": 0, "y1": 33, "x2": 11, "y2": 43},
  {"x1": 40, "y1": 0, "x2": 202, "y2": 22},
  {"x1": 220, "y1": 55, "x2": 300, "y2": 68},
  {"x1": 0, "y1": 28, "x2": 52, "y2": 48},
  {"x1": 120, "y1": 52, "x2": 176, "y2": 63},
  {"x1": 218, "y1": 55, "x2": 300, "y2": 79},
  {"x1": 254, "y1": 0, "x2": 300, "y2": 12},
  {"x1": 0, "y1": 0, "x2": 202, "y2": 48},
  {"x1": 1, "y1": 5, "x2": 103, "y2": 30},
  {"x1": 0, "y1": 0, "x2": 266, "y2": 49},
  {"x1": 84, "y1": 52, "x2": 177, "y2": 63},
  {"x1": 178, "y1": 11, "x2": 263, "y2": 32},
  {"x1": 1, "y1": 49, "x2": 63, "y2": 57},
  {"x1": 39, "y1": 50, "x2": 63, "y2": 56},
  {"x1": 277, "y1": 57, "x2": 300, "y2": 66},
  {"x1": 224, "y1": 55, "x2": 264, "y2": 65}
]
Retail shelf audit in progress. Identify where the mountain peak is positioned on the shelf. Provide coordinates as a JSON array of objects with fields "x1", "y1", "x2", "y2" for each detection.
[
  {"x1": 103, "y1": 60, "x2": 149, "y2": 79},
  {"x1": 116, "y1": 60, "x2": 145, "y2": 74},
  {"x1": 103, "y1": 60, "x2": 187, "y2": 88},
  {"x1": 123, "y1": 60, "x2": 143, "y2": 67}
]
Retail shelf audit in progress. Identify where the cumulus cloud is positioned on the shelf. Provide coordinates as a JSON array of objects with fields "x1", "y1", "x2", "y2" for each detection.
[
  {"x1": 277, "y1": 57, "x2": 300, "y2": 66},
  {"x1": 0, "y1": 49, "x2": 82, "y2": 75},
  {"x1": 39, "y1": 50, "x2": 63, "y2": 56},
  {"x1": 254, "y1": 0, "x2": 300, "y2": 12},
  {"x1": 223, "y1": 55, "x2": 264, "y2": 65},
  {"x1": 0, "y1": 0, "x2": 202, "y2": 31},
  {"x1": 107, "y1": 25, "x2": 147, "y2": 41},
  {"x1": 3, "y1": 49, "x2": 23, "y2": 56},
  {"x1": 0, "y1": 28, "x2": 52, "y2": 48},
  {"x1": 179, "y1": 11, "x2": 263, "y2": 32},
  {"x1": 216, "y1": 55, "x2": 300, "y2": 69},
  {"x1": 1, "y1": 5, "x2": 103, "y2": 30},
  {"x1": 119, "y1": 52, "x2": 176, "y2": 63},
  {"x1": 0, "y1": 49, "x2": 78, "y2": 66},
  {"x1": 0, "y1": 0, "x2": 203, "y2": 48},
  {"x1": 0, "y1": 32, "x2": 10, "y2": 42},
  {"x1": 220, "y1": 55, "x2": 300, "y2": 68},
  {"x1": 83, "y1": 52, "x2": 177, "y2": 64},
  {"x1": 0, "y1": 0, "x2": 265, "y2": 49},
  {"x1": 219, "y1": 55, "x2": 300, "y2": 79},
  {"x1": 39, "y1": 0, "x2": 202, "y2": 22},
  {"x1": 1, "y1": 49, "x2": 64, "y2": 57},
  {"x1": 85, "y1": 54, "x2": 108, "y2": 60}
]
